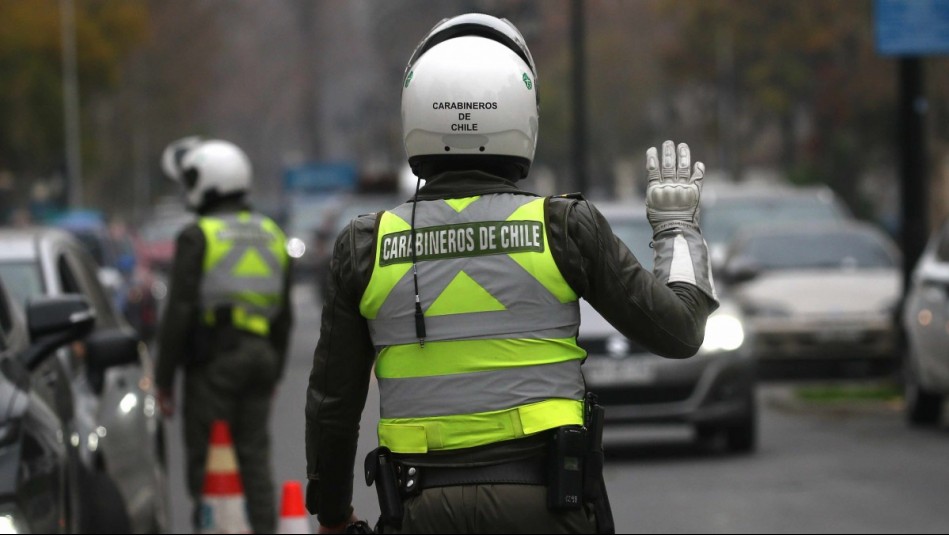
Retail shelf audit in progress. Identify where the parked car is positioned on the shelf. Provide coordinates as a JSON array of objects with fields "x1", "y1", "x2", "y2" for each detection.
[
  {"x1": 0, "y1": 290, "x2": 96, "y2": 534},
  {"x1": 51, "y1": 211, "x2": 162, "y2": 342},
  {"x1": 721, "y1": 221, "x2": 901, "y2": 366},
  {"x1": 578, "y1": 203, "x2": 757, "y2": 452},
  {"x1": 701, "y1": 184, "x2": 852, "y2": 273},
  {"x1": 0, "y1": 227, "x2": 168, "y2": 533},
  {"x1": 901, "y1": 218, "x2": 949, "y2": 426}
]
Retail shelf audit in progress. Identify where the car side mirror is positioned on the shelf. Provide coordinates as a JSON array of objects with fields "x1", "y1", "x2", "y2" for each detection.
[
  {"x1": 724, "y1": 257, "x2": 762, "y2": 285},
  {"x1": 21, "y1": 295, "x2": 96, "y2": 371},
  {"x1": 85, "y1": 327, "x2": 142, "y2": 371}
]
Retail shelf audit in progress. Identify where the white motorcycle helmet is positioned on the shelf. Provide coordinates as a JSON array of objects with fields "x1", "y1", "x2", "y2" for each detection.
[
  {"x1": 402, "y1": 13, "x2": 539, "y2": 179},
  {"x1": 161, "y1": 138, "x2": 252, "y2": 210}
]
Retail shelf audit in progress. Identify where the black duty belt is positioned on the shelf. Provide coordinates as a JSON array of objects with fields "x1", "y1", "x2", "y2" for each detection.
[{"x1": 393, "y1": 455, "x2": 547, "y2": 498}]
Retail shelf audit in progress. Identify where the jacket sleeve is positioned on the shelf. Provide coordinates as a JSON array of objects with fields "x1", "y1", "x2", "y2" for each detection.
[
  {"x1": 547, "y1": 197, "x2": 718, "y2": 359},
  {"x1": 155, "y1": 224, "x2": 205, "y2": 391},
  {"x1": 304, "y1": 216, "x2": 377, "y2": 526}
]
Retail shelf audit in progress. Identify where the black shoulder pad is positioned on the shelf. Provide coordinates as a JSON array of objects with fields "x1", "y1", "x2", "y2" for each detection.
[{"x1": 551, "y1": 192, "x2": 585, "y2": 200}]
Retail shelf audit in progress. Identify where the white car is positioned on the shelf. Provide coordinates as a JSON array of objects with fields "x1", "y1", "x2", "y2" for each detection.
[
  {"x1": 902, "y1": 218, "x2": 949, "y2": 425},
  {"x1": 722, "y1": 221, "x2": 902, "y2": 366}
]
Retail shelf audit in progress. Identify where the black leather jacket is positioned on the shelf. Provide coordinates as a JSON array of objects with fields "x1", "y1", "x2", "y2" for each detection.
[{"x1": 305, "y1": 171, "x2": 716, "y2": 525}]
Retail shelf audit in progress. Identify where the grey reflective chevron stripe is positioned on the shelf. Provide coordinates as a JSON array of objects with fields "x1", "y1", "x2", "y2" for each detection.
[
  {"x1": 378, "y1": 360, "x2": 585, "y2": 419},
  {"x1": 368, "y1": 253, "x2": 580, "y2": 345},
  {"x1": 367, "y1": 194, "x2": 579, "y2": 347},
  {"x1": 200, "y1": 213, "x2": 284, "y2": 318}
]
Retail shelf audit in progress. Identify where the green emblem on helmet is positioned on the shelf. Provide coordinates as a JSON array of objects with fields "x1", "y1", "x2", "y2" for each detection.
[
  {"x1": 404, "y1": 71, "x2": 414, "y2": 88},
  {"x1": 522, "y1": 73, "x2": 533, "y2": 90}
]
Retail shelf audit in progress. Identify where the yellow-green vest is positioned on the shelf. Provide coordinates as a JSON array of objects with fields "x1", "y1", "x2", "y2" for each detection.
[
  {"x1": 360, "y1": 194, "x2": 586, "y2": 454},
  {"x1": 198, "y1": 212, "x2": 288, "y2": 337}
]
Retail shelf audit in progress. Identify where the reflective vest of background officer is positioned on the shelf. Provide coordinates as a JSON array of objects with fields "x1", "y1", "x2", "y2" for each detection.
[
  {"x1": 156, "y1": 137, "x2": 293, "y2": 534},
  {"x1": 305, "y1": 13, "x2": 717, "y2": 535}
]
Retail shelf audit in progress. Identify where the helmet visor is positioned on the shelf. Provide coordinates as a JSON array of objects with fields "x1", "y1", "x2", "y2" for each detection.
[{"x1": 404, "y1": 14, "x2": 537, "y2": 83}]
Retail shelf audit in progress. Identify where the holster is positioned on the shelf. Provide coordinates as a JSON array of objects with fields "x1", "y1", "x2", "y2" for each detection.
[
  {"x1": 364, "y1": 447, "x2": 402, "y2": 532},
  {"x1": 583, "y1": 393, "x2": 615, "y2": 534}
]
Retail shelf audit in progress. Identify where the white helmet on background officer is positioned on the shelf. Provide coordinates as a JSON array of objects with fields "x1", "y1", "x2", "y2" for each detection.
[
  {"x1": 161, "y1": 137, "x2": 252, "y2": 210},
  {"x1": 401, "y1": 13, "x2": 539, "y2": 179}
]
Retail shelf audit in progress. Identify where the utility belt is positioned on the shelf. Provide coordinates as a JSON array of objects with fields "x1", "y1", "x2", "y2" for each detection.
[
  {"x1": 202, "y1": 304, "x2": 271, "y2": 337},
  {"x1": 364, "y1": 393, "x2": 615, "y2": 534}
]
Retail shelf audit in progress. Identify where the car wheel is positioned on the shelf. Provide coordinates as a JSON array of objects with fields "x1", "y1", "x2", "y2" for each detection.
[
  {"x1": 904, "y1": 347, "x2": 944, "y2": 426},
  {"x1": 905, "y1": 378, "x2": 943, "y2": 426},
  {"x1": 724, "y1": 395, "x2": 757, "y2": 453}
]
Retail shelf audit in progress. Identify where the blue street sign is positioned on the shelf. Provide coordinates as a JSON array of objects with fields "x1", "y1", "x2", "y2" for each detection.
[
  {"x1": 875, "y1": 0, "x2": 949, "y2": 56},
  {"x1": 283, "y1": 162, "x2": 357, "y2": 194}
]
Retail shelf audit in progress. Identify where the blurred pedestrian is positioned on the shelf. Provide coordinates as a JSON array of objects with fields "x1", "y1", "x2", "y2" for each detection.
[
  {"x1": 157, "y1": 137, "x2": 293, "y2": 533},
  {"x1": 305, "y1": 13, "x2": 717, "y2": 534}
]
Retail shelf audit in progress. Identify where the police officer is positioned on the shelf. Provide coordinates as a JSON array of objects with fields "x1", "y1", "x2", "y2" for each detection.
[
  {"x1": 157, "y1": 137, "x2": 293, "y2": 534},
  {"x1": 305, "y1": 13, "x2": 717, "y2": 534}
]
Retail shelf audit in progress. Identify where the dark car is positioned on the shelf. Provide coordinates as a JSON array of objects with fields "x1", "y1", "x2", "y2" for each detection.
[
  {"x1": 0, "y1": 227, "x2": 168, "y2": 533},
  {"x1": 0, "y1": 281, "x2": 96, "y2": 533},
  {"x1": 578, "y1": 203, "x2": 757, "y2": 452}
]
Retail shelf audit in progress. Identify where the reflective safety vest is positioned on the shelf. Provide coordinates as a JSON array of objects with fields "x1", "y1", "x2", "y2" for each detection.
[
  {"x1": 360, "y1": 194, "x2": 586, "y2": 454},
  {"x1": 198, "y1": 212, "x2": 288, "y2": 337}
]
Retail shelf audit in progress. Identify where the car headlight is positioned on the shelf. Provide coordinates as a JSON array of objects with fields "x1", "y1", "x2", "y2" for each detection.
[
  {"x1": 702, "y1": 313, "x2": 745, "y2": 353},
  {"x1": 286, "y1": 237, "x2": 306, "y2": 259},
  {"x1": 0, "y1": 505, "x2": 26, "y2": 534}
]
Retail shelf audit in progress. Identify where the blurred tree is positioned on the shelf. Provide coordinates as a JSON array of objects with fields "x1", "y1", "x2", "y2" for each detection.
[
  {"x1": 0, "y1": 0, "x2": 147, "y2": 212},
  {"x1": 657, "y1": 0, "x2": 896, "y2": 218}
]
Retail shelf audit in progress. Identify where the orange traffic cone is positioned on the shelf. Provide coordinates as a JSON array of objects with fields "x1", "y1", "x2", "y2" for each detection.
[
  {"x1": 198, "y1": 420, "x2": 251, "y2": 534},
  {"x1": 277, "y1": 480, "x2": 312, "y2": 534}
]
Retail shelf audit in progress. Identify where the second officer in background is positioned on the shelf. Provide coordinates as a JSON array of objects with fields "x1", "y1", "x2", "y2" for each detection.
[{"x1": 156, "y1": 137, "x2": 293, "y2": 534}]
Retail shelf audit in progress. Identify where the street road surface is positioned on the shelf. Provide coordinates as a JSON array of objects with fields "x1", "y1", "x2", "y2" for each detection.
[{"x1": 163, "y1": 284, "x2": 949, "y2": 533}]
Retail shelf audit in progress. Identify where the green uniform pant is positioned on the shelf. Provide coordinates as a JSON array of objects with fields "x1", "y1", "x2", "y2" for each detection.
[
  {"x1": 386, "y1": 484, "x2": 598, "y2": 534},
  {"x1": 183, "y1": 333, "x2": 280, "y2": 534}
]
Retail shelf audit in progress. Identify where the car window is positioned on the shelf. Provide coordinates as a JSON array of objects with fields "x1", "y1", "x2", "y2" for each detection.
[
  {"x1": 738, "y1": 230, "x2": 895, "y2": 271},
  {"x1": 58, "y1": 250, "x2": 118, "y2": 329},
  {"x1": 0, "y1": 261, "x2": 45, "y2": 308},
  {"x1": 72, "y1": 229, "x2": 110, "y2": 267}
]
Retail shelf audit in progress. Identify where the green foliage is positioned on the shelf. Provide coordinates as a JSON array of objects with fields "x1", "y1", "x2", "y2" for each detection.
[
  {"x1": 0, "y1": 0, "x2": 148, "y2": 179},
  {"x1": 656, "y1": 0, "x2": 896, "y2": 214}
]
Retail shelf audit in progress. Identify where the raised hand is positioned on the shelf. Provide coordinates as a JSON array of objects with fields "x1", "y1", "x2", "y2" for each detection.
[{"x1": 645, "y1": 140, "x2": 705, "y2": 236}]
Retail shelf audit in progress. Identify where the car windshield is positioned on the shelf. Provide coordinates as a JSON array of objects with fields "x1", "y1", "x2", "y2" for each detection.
[
  {"x1": 739, "y1": 230, "x2": 895, "y2": 271},
  {"x1": 609, "y1": 218, "x2": 654, "y2": 270},
  {"x1": 702, "y1": 197, "x2": 844, "y2": 246},
  {"x1": 0, "y1": 261, "x2": 45, "y2": 307},
  {"x1": 72, "y1": 230, "x2": 110, "y2": 266}
]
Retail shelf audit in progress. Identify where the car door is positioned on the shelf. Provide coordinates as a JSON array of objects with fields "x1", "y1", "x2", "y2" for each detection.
[
  {"x1": 58, "y1": 238, "x2": 166, "y2": 533},
  {"x1": 0, "y1": 282, "x2": 70, "y2": 533}
]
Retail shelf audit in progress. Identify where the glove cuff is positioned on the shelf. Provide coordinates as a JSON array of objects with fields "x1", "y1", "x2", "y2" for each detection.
[{"x1": 650, "y1": 220, "x2": 699, "y2": 238}]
